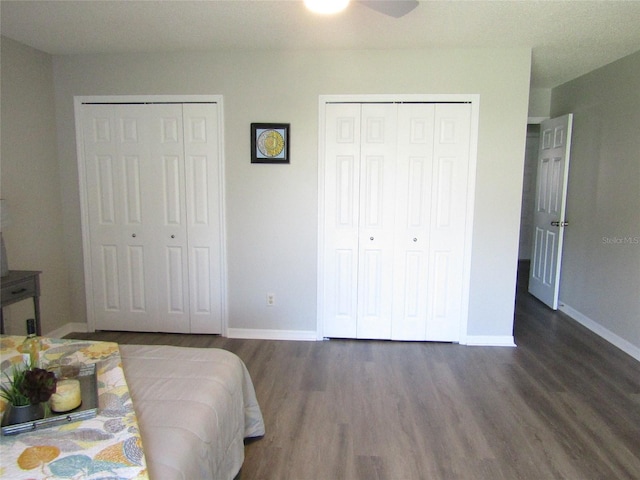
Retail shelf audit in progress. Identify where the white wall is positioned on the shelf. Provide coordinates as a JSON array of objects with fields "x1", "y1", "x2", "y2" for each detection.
[
  {"x1": 48, "y1": 47, "x2": 531, "y2": 341},
  {"x1": 551, "y1": 50, "x2": 640, "y2": 355},
  {"x1": 0, "y1": 37, "x2": 72, "y2": 334}
]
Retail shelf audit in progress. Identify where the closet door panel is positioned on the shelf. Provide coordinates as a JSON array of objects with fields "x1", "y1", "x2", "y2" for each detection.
[
  {"x1": 100, "y1": 245, "x2": 120, "y2": 311},
  {"x1": 119, "y1": 106, "x2": 164, "y2": 331},
  {"x1": 83, "y1": 106, "x2": 156, "y2": 331},
  {"x1": 144, "y1": 105, "x2": 190, "y2": 333},
  {"x1": 126, "y1": 245, "x2": 146, "y2": 312},
  {"x1": 356, "y1": 104, "x2": 396, "y2": 339},
  {"x1": 123, "y1": 155, "x2": 143, "y2": 224},
  {"x1": 426, "y1": 104, "x2": 471, "y2": 341},
  {"x1": 322, "y1": 104, "x2": 361, "y2": 338},
  {"x1": 392, "y1": 104, "x2": 435, "y2": 340},
  {"x1": 84, "y1": 109, "x2": 121, "y2": 327},
  {"x1": 183, "y1": 104, "x2": 223, "y2": 334},
  {"x1": 166, "y1": 246, "x2": 187, "y2": 312}
]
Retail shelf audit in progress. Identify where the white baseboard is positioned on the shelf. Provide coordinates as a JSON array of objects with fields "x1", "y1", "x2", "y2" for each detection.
[
  {"x1": 559, "y1": 303, "x2": 640, "y2": 362},
  {"x1": 41, "y1": 323, "x2": 318, "y2": 342},
  {"x1": 45, "y1": 322, "x2": 88, "y2": 339},
  {"x1": 226, "y1": 328, "x2": 318, "y2": 341},
  {"x1": 43, "y1": 323, "x2": 523, "y2": 349},
  {"x1": 462, "y1": 335, "x2": 516, "y2": 347}
]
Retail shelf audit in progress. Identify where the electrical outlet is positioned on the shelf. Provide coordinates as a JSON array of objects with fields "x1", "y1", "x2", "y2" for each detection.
[{"x1": 266, "y1": 293, "x2": 275, "y2": 306}]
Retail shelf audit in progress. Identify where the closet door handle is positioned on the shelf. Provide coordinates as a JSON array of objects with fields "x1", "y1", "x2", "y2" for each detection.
[
  {"x1": 170, "y1": 235, "x2": 175, "y2": 239},
  {"x1": 370, "y1": 236, "x2": 374, "y2": 241},
  {"x1": 132, "y1": 233, "x2": 136, "y2": 238},
  {"x1": 413, "y1": 238, "x2": 418, "y2": 242}
]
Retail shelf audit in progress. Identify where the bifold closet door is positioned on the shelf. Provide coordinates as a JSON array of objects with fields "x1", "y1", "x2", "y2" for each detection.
[
  {"x1": 322, "y1": 103, "x2": 361, "y2": 338},
  {"x1": 322, "y1": 102, "x2": 472, "y2": 342},
  {"x1": 82, "y1": 104, "x2": 189, "y2": 332},
  {"x1": 391, "y1": 104, "x2": 435, "y2": 340},
  {"x1": 81, "y1": 103, "x2": 222, "y2": 334},
  {"x1": 392, "y1": 103, "x2": 472, "y2": 341},
  {"x1": 356, "y1": 104, "x2": 398, "y2": 339},
  {"x1": 182, "y1": 104, "x2": 223, "y2": 334},
  {"x1": 322, "y1": 103, "x2": 398, "y2": 339},
  {"x1": 425, "y1": 104, "x2": 472, "y2": 341}
]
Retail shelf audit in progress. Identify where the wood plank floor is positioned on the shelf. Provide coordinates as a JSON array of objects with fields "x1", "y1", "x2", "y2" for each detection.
[{"x1": 65, "y1": 265, "x2": 640, "y2": 479}]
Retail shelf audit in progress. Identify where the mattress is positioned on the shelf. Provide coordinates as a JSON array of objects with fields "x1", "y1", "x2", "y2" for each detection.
[{"x1": 119, "y1": 344, "x2": 265, "y2": 480}]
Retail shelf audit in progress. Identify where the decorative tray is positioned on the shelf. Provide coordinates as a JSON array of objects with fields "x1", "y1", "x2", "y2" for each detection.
[{"x1": 1, "y1": 363, "x2": 99, "y2": 436}]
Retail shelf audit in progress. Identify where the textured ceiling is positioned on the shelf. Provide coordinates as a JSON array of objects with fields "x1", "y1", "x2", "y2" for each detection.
[{"x1": 2, "y1": 0, "x2": 640, "y2": 88}]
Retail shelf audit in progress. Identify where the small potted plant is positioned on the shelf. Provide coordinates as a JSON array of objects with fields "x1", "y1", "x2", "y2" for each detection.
[{"x1": 0, "y1": 362, "x2": 57, "y2": 427}]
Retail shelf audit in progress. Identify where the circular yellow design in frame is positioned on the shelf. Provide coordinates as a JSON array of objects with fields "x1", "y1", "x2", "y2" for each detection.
[{"x1": 257, "y1": 129, "x2": 285, "y2": 158}]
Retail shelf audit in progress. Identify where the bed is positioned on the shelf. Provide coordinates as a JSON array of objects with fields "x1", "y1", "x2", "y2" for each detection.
[
  {"x1": 0, "y1": 337, "x2": 265, "y2": 480},
  {"x1": 119, "y1": 344, "x2": 265, "y2": 479}
]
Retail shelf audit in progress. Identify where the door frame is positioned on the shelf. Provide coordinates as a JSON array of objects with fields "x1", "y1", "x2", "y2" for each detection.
[
  {"x1": 74, "y1": 95, "x2": 228, "y2": 334},
  {"x1": 316, "y1": 94, "x2": 480, "y2": 342}
]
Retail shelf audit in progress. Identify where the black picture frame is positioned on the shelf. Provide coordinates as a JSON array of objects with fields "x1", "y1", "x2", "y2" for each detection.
[{"x1": 251, "y1": 123, "x2": 290, "y2": 164}]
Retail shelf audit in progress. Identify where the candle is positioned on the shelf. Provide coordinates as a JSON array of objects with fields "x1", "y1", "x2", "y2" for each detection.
[{"x1": 49, "y1": 379, "x2": 82, "y2": 412}]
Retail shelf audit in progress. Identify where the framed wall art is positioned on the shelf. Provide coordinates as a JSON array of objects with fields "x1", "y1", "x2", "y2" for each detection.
[{"x1": 251, "y1": 123, "x2": 290, "y2": 164}]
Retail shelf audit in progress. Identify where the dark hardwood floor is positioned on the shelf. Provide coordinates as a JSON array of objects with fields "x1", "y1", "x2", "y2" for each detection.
[{"x1": 66, "y1": 265, "x2": 640, "y2": 479}]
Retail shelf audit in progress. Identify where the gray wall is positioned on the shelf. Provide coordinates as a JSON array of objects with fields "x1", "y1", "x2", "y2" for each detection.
[
  {"x1": 552, "y1": 50, "x2": 640, "y2": 352},
  {"x1": 52, "y1": 48, "x2": 531, "y2": 341},
  {"x1": 3, "y1": 42, "x2": 532, "y2": 341},
  {"x1": 0, "y1": 37, "x2": 72, "y2": 333}
]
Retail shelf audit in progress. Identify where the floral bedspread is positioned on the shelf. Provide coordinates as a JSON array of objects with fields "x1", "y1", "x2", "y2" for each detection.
[{"x1": 0, "y1": 336, "x2": 148, "y2": 479}]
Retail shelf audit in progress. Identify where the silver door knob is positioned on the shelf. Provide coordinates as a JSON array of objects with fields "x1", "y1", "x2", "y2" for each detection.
[
  {"x1": 370, "y1": 237, "x2": 374, "y2": 241},
  {"x1": 413, "y1": 238, "x2": 418, "y2": 242},
  {"x1": 171, "y1": 235, "x2": 175, "y2": 239},
  {"x1": 551, "y1": 221, "x2": 569, "y2": 227},
  {"x1": 132, "y1": 234, "x2": 136, "y2": 238}
]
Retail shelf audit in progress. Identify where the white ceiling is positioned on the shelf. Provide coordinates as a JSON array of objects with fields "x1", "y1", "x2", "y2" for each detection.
[{"x1": 2, "y1": 0, "x2": 640, "y2": 89}]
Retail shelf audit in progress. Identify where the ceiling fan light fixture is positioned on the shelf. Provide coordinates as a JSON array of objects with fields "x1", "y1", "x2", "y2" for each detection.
[{"x1": 304, "y1": 0, "x2": 350, "y2": 15}]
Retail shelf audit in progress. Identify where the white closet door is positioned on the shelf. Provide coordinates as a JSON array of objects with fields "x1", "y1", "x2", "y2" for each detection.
[
  {"x1": 426, "y1": 104, "x2": 472, "y2": 341},
  {"x1": 150, "y1": 105, "x2": 190, "y2": 333},
  {"x1": 321, "y1": 102, "x2": 471, "y2": 342},
  {"x1": 392, "y1": 104, "x2": 435, "y2": 340},
  {"x1": 322, "y1": 103, "x2": 397, "y2": 339},
  {"x1": 322, "y1": 104, "x2": 361, "y2": 338},
  {"x1": 82, "y1": 104, "x2": 190, "y2": 333},
  {"x1": 83, "y1": 104, "x2": 140, "y2": 331},
  {"x1": 356, "y1": 104, "x2": 397, "y2": 339},
  {"x1": 183, "y1": 104, "x2": 223, "y2": 334}
]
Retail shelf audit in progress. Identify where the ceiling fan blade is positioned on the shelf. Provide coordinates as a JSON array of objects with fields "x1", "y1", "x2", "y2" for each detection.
[{"x1": 358, "y1": 0, "x2": 419, "y2": 18}]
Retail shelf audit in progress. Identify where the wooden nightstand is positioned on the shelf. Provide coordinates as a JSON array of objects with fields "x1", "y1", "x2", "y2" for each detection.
[{"x1": 0, "y1": 270, "x2": 42, "y2": 335}]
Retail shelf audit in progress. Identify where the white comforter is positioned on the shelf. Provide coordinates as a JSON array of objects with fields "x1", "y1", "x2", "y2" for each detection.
[{"x1": 119, "y1": 344, "x2": 265, "y2": 480}]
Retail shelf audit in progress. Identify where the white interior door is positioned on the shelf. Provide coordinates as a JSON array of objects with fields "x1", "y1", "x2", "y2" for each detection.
[
  {"x1": 356, "y1": 104, "x2": 397, "y2": 339},
  {"x1": 183, "y1": 104, "x2": 224, "y2": 334},
  {"x1": 82, "y1": 104, "x2": 190, "y2": 332},
  {"x1": 529, "y1": 114, "x2": 573, "y2": 309},
  {"x1": 149, "y1": 104, "x2": 191, "y2": 333},
  {"x1": 80, "y1": 101, "x2": 224, "y2": 334},
  {"x1": 322, "y1": 103, "x2": 398, "y2": 340},
  {"x1": 392, "y1": 104, "x2": 435, "y2": 340},
  {"x1": 321, "y1": 101, "x2": 472, "y2": 341},
  {"x1": 322, "y1": 103, "x2": 362, "y2": 338},
  {"x1": 426, "y1": 104, "x2": 472, "y2": 341},
  {"x1": 392, "y1": 104, "x2": 471, "y2": 341}
]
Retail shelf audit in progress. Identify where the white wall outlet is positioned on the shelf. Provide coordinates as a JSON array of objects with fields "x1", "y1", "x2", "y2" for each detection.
[{"x1": 266, "y1": 293, "x2": 275, "y2": 306}]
